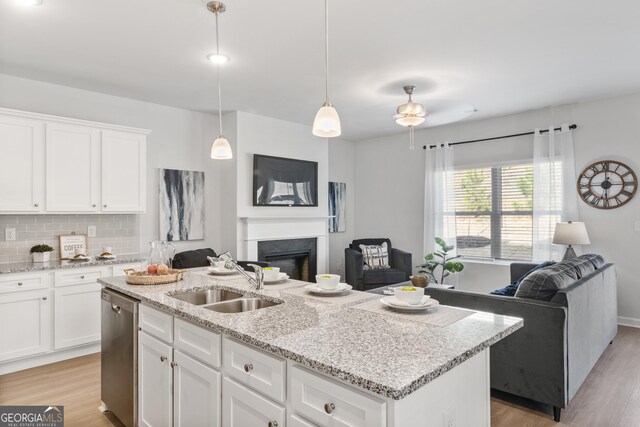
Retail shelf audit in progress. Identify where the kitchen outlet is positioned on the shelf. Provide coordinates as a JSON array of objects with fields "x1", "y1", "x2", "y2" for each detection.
[
  {"x1": 443, "y1": 407, "x2": 456, "y2": 427},
  {"x1": 87, "y1": 225, "x2": 97, "y2": 238},
  {"x1": 4, "y1": 228, "x2": 16, "y2": 241}
]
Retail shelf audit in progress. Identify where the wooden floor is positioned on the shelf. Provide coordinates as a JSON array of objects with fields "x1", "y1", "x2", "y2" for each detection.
[{"x1": 0, "y1": 327, "x2": 638, "y2": 427}]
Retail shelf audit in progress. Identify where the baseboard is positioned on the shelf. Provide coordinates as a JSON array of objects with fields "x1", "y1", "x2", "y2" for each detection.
[
  {"x1": 618, "y1": 316, "x2": 640, "y2": 328},
  {"x1": 0, "y1": 343, "x2": 100, "y2": 375}
]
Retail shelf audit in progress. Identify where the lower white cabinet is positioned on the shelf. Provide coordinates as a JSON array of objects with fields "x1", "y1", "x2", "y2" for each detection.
[
  {"x1": 54, "y1": 283, "x2": 101, "y2": 349},
  {"x1": 222, "y1": 377, "x2": 285, "y2": 427},
  {"x1": 289, "y1": 414, "x2": 317, "y2": 427},
  {"x1": 0, "y1": 289, "x2": 51, "y2": 362},
  {"x1": 173, "y1": 350, "x2": 221, "y2": 427},
  {"x1": 139, "y1": 332, "x2": 173, "y2": 427}
]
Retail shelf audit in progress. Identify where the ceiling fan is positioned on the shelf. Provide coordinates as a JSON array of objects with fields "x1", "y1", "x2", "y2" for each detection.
[{"x1": 394, "y1": 85, "x2": 428, "y2": 150}]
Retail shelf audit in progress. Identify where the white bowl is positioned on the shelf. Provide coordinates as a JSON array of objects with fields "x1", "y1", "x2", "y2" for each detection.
[
  {"x1": 315, "y1": 274, "x2": 341, "y2": 289},
  {"x1": 394, "y1": 286, "x2": 425, "y2": 305},
  {"x1": 262, "y1": 267, "x2": 281, "y2": 281}
]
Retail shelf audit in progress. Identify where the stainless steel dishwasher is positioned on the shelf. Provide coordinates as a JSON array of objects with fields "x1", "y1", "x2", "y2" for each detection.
[{"x1": 101, "y1": 288, "x2": 139, "y2": 427}]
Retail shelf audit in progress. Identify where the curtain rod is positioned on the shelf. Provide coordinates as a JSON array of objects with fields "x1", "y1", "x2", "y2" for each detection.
[{"x1": 422, "y1": 124, "x2": 578, "y2": 150}]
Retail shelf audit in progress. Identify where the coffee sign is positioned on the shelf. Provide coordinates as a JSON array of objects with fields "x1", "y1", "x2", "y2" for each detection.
[{"x1": 59, "y1": 234, "x2": 88, "y2": 259}]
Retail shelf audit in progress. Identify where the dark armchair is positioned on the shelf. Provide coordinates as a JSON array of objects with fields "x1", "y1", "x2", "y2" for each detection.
[{"x1": 344, "y1": 238, "x2": 412, "y2": 291}]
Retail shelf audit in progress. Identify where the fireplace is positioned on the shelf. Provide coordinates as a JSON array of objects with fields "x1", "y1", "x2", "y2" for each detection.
[{"x1": 257, "y1": 238, "x2": 317, "y2": 282}]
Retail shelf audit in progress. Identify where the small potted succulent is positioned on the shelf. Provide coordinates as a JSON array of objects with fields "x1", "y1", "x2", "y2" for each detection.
[{"x1": 30, "y1": 244, "x2": 54, "y2": 263}]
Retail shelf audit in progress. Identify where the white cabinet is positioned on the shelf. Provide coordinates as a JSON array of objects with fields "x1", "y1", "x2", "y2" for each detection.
[
  {"x1": 222, "y1": 377, "x2": 285, "y2": 427},
  {"x1": 53, "y1": 283, "x2": 101, "y2": 349},
  {"x1": 45, "y1": 122, "x2": 100, "y2": 212},
  {"x1": 101, "y1": 130, "x2": 146, "y2": 212},
  {"x1": 173, "y1": 350, "x2": 221, "y2": 427},
  {"x1": 139, "y1": 332, "x2": 173, "y2": 427},
  {"x1": 0, "y1": 115, "x2": 45, "y2": 212},
  {"x1": 139, "y1": 304, "x2": 173, "y2": 343},
  {"x1": 0, "y1": 289, "x2": 51, "y2": 362}
]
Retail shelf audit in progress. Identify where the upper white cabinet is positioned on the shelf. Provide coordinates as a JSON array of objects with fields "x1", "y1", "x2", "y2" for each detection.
[
  {"x1": 102, "y1": 130, "x2": 146, "y2": 212},
  {"x1": 0, "y1": 108, "x2": 149, "y2": 214},
  {"x1": 46, "y1": 122, "x2": 100, "y2": 212},
  {"x1": 0, "y1": 115, "x2": 45, "y2": 212}
]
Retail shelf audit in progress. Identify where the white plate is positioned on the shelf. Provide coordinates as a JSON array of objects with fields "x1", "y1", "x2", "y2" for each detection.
[
  {"x1": 380, "y1": 296, "x2": 438, "y2": 312},
  {"x1": 304, "y1": 283, "x2": 352, "y2": 296},
  {"x1": 96, "y1": 255, "x2": 116, "y2": 260},
  {"x1": 207, "y1": 267, "x2": 238, "y2": 275},
  {"x1": 69, "y1": 256, "x2": 90, "y2": 262},
  {"x1": 264, "y1": 273, "x2": 289, "y2": 285}
]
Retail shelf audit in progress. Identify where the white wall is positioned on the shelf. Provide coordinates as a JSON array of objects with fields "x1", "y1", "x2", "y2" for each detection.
[
  {"x1": 354, "y1": 92, "x2": 640, "y2": 324},
  {"x1": 328, "y1": 139, "x2": 356, "y2": 279},
  {"x1": 0, "y1": 74, "x2": 222, "y2": 255}
]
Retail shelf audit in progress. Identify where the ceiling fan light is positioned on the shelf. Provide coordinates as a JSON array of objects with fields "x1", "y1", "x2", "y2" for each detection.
[
  {"x1": 211, "y1": 136, "x2": 233, "y2": 159},
  {"x1": 396, "y1": 116, "x2": 425, "y2": 127},
  {"x1": 206, "y1": 53, "x2": 229, "y2": 64},
  {"x1": 312, "y1": 103, "x2": 341, "y2": 137},
  {"x1": 397, "y1": 102, "x2": 425, "y2": 116}
]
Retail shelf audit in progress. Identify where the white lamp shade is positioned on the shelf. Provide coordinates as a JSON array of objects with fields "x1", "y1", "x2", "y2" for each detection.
[
  {"x1": 553, "y1": 222, "x2": 590, "y2": 245},
  {"x1": 210, "y1": 136, "x2": 233, "y2": 159},
  {"x1": 312, "y1": 104, "x2": 341, "y2": 137}
]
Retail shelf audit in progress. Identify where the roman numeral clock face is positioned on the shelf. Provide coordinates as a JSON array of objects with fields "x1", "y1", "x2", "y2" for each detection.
[{"x1": 578, "y1": 160, "x2": 637, "y2": 209}]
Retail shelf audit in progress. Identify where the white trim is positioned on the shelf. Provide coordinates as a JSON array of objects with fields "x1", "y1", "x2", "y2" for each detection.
[
  {"x1": 618, "y1": 316, "x2": 640, "y2": 328},
  {"x1": 0, "y1": 107, "x2": 151, "y2": 135},
  {"x1": 0, "y1": 343, "x2": 100, "y2": 375},
  {"x1": 240, "y1": 216, "x2": 334, "y2": 223}
]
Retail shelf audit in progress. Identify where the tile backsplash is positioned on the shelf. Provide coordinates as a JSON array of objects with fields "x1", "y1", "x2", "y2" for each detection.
[{"x1": 0, "y1": 214, "x2": 140, "y2": 263}]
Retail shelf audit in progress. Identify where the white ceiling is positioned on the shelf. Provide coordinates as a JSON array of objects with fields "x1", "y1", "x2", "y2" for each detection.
[{"x1": 2, "y1": 0, "x2": 640, "y2": 140}]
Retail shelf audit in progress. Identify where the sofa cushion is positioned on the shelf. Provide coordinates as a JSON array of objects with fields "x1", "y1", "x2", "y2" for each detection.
[
  {"x1": 359, "y1": 242, "x2": 391, "y2": 270},
  {"x1": 362, "y1": 268, "x2": 406, "y2": 285},
  {"x1": 578, "y1": 254, "x2": 605, "y2": 269},
  {"x1": 491, "y1": 261, "x2": 555, "y2": 296},
  {"x1": 515, "y1": 262, "x2": 579, "y2": 301}
]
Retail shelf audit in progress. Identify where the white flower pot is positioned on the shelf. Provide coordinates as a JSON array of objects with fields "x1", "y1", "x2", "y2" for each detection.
[{"x1": 32, "y1": 252, "x2": 51, "y2": 263}]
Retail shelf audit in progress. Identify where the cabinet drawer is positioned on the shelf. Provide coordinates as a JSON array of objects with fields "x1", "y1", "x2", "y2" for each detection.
[
  {"x1": 139, "y1": 304, "x2": 173, "y2": 343},
  {"x1": 54, "y1": 268, "x2": 104, "y2": 287},
  {"x1": 0, "y1": 273, "x2": 49, "y2": 294},
  {"x1": 290, "y1": 365, "x2": 386, "y2": 427},
  {"x1": 174, "y1": 318, "x2": 221, "y2": 368},
  {"x1": 289, "y1": 414, "x2": 317, "y2": 427},
  {"x1": 223, "y1": 337, "x2": 286, "y2": 403},
  {"x1": 222, "y1": 378, "x2": 285, "y2": 427}
]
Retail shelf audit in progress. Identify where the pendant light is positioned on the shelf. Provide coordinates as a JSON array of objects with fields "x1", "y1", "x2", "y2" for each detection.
[
  {"x1": 208, "y1": 1, "x2": 233, "y2": 159},
  {"x1": 393, "y1": 85, "x2": 428, "y2": 150},
  {"x1": 312, "y1": 0, "x2": 341, "y2": 138}
]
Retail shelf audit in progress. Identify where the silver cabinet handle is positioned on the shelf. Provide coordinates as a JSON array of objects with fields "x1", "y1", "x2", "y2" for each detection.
[
  {"x1": 80, "y1": 275, "x2": 85, "y2": 279},
  {"x1": 34, "y1": 203, "x2": 39, "y2": 207},
  {"x1": 268, "y1": 422, "x2": 278, "y2": 427},
  {"x1": 18, "y1": 282, "x2": 23, "y2": 286},
  {"x1": 324, "y1": 403, "x2": 335, "y2": 414},
  {"x1": 160, "y1": 356, "x2": 167, "y2": 362},
  {"x1": 170, "y1": 362, "x2": 178, "y2": 368},
  {"x1": 244, "y1": 363, "x2": 253, "y2": 373},
  {"x1": 92, "y1": 203, "x2": 96, "y2": 208},
  {"x1": 111, "y1": 304, "x2": 121, "y2": 313},
  {"x1": 42, "y1": 296, "x2": 47, "y2": 301},
  {"x1": 103, "y1": 204, "x2": 107, "y2": 208}
]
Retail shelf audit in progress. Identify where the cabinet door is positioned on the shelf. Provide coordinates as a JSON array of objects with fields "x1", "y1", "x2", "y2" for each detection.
[
  {"x1": 0, "y1": 114, "x2": 44, "y2": 212},
  {"x1": 101, "y1": 130, "x2": 146, "y2": 212},
  {"x1": 53, "y1": 283, "x2": 101, "y2": 349},
  {"x1": 173, "y1": 350, "x2": 221, "y2": 427},
  {"x1": 0, "y1": 289, "x2": 50, "y2": 362},
  {"x1": 139, "y1": 332, "x2": 173, "y2": 427},
  {"x1": 222, "y1": 377, "x2": 285, "y2": 427},
  {"x1": 45, "y1": 122, "x2": 100, "y2": 212}
]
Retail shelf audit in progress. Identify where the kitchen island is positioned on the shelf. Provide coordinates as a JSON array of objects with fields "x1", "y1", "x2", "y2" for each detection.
[{"x1": 99, "y1": 269, "x2": 522, "y2": 427}]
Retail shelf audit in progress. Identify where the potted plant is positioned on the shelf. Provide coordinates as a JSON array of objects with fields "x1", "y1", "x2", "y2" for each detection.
[
  {"x1": 417, "y1": 237, "x2": 464, "y2": 284},
  {"x1": 30, "y1": 244, "x2": 54, "y2": 263}
]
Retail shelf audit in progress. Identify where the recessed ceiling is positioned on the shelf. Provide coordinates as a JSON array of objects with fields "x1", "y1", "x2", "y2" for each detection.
[{"x1": 1, "y1": 0, "x2": 640, "y2": 140}]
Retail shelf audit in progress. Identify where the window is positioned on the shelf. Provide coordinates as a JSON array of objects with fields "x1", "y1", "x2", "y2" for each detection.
[{"x1": 453, "y1": 164, "x2": 534, "y2": 261}]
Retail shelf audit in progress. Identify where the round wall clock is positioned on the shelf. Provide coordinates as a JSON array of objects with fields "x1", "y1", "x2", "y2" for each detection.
[{"x1": 577, "y1": 160, "x2": 637, "y2": 209}]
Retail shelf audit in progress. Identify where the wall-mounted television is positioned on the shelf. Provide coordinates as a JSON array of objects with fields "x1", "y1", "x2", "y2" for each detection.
[{"x1": 253, "y1": 154, "x2": 318, "y2": 207}]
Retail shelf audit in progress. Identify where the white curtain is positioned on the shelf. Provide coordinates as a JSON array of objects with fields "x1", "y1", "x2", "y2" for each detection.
[
  {"x1": 532, "y1": 124, "x2": 579, "y2": 261},
  {"x1": 424, "y1": 144, "x2": 457, "y2": 256}
]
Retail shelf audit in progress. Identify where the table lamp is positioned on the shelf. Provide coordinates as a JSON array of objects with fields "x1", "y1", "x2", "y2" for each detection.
[{"x1": 553, "y1": 221, "x2": 590, "y2": 260}]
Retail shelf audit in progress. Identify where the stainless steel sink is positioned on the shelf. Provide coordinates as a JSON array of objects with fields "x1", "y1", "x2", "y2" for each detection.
[
  {"x1": 168, "y1": 289, "x2": 243, "y2": 305},
  {"x1": 204, "y1": 297, "x2": 281, "y2": 313}
]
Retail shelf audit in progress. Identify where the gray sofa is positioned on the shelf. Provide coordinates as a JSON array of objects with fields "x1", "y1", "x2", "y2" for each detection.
[{"x1": 382, "y1": 259, "x2": 617, "y2": 421}]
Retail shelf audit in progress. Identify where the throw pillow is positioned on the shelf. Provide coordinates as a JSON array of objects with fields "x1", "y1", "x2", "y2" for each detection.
[
  {"x1": 561, "y1": 257, "x2": 596, "y2": 278},
  {"x1": 359, "y1": 242, "x2": 391, "y2": 270},
  {"x1": 515, "y1": 262, "x2": 579, "y2": 301},
  {"x1": 578, "y1": 254, "x2": 605, "y2": 269},
  {"x1": 490, "y1": 261, "x2": 555, "y2": 296}
]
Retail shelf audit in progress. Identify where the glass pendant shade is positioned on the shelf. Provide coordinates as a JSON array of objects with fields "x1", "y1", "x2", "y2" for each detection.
[
  {"x1": 312, "y1": 103, "x2": 342, "y2": 137},
  {"x1": 211, "y1": 136, "x2": 232, "y2": 159},
  {"x1": 396, "y1": 116, "x2": 426, "y2": 127}
]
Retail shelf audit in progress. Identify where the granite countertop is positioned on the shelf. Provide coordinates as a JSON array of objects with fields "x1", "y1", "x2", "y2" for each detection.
[
  {"x1": 99, "y1": 269, "x2": 523, "y2": 400},
  {"x1": 0, "y1": 254, "x2": 145, "y2": 274}
]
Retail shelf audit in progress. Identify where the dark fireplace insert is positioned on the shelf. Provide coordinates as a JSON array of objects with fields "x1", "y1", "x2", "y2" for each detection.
[{"x1": 257, "y1": 238, "x2": 317, "y2": 282}]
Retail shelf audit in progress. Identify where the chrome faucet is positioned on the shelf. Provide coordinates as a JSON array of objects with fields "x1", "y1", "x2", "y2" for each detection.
[{"x1": 217, "y1": 252, "x2": 265, "y2": 290}]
